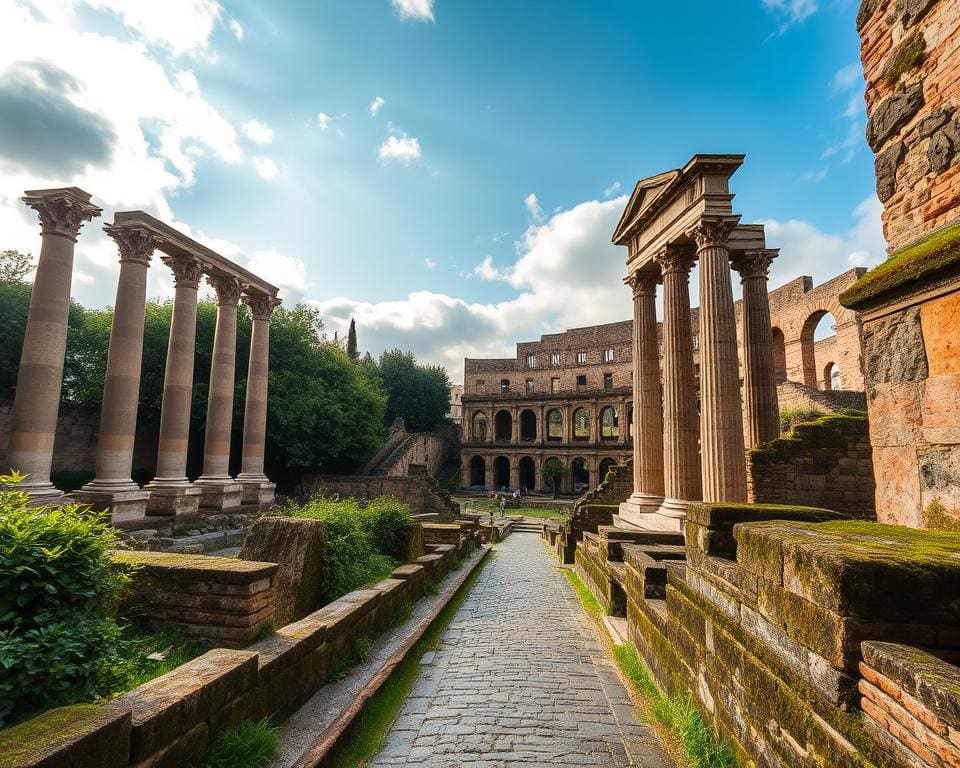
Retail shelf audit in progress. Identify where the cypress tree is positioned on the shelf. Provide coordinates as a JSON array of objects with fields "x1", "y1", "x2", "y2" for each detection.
[{"x1": 346, "y1": 318, "x2": 359, "y2": 360}]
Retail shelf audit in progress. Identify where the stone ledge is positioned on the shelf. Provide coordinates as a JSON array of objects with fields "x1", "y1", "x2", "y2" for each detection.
[
  {"x1": 0, "y1": 705, "x2": 130, "y2": 768},
  {"x1": 862, "y1": 641, "x2": 960, "y2": 726},
  {"x1": 111, "y1": 550, "x2": 278, "y2": 584}
]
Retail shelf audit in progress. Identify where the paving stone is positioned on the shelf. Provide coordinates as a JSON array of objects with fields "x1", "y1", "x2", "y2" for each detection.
[{"x1": 367, "y1": 534, "x2": 675, "y2": 767}]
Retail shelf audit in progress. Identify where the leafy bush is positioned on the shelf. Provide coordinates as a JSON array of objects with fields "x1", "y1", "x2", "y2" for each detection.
[
  {"x1": 0, "y1": 475, "x2": 127, "y2": 727},
  {"x1": 362, "y1": 496, "x2": 416, "y2": 562},
  {"x1": 100, "y1": 627, "x2": 212, "y2": 696},
  {"x1": 281, "y1": 496, "x2": 399, "y2": 603},
  {"x1": 778, "y1": 408, "x2": 825, "y2": 433},
  {"x1": 200, "y1": 719, "x2": 280, "y2": 768}
]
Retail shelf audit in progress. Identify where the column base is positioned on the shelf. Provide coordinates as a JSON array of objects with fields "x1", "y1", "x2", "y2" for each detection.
[
  {"x1": 194, "y1": 478, "x2": 243, "y2": 511},
  {"x1": 236, "y1": 474, "x2": 276, "y2": 506},
  {"x1": 6, "y1": 481, "x2": 68, "y2": 508},
  {"x1": 71, "y1": 487, "x2": 150, "y2": 524},
  {"x1": 143, "y1": 481, "x2": 202, "y2": 520},
  {"x1": 618, "y1": 492, "x2": 665, "y2": 526}
]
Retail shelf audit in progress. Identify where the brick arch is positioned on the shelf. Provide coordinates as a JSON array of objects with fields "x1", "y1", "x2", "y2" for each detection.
[
  {"x1": 468, "y1": 455, "x2": 486, "y2": 487},
  {"x1": 494, "y1": 410, "x2": 512, "y2": 442},
  {"x1": 470, "y1": 410, "x2": 488, "y2": 442}
]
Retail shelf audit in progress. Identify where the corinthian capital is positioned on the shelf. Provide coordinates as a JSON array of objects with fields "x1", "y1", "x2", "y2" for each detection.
[
  {"x1": 243, "y1": 292, "x2": 282, "y2": 320},
  {"x1": 103, "y1": 224, "x2": 157, "y2": 266},
  {"x1": 653, "y1": 244, "x2": 696, "y2": 277},
  {"x1": 208, "y1": 275, "x2": 242, "y2": 306},
  {"x1": 163, "y1": 255, "x2": 203, "y2": 288},
  {"x1": 731, "y1": 249, "x2": 778, "y2": 281},
  {"x1": 22, "y1": 187, "x2": 102, "y2": 242},
  {"x1": 688, "y1": 216, "x2": 739, "y2": 251},
  {"x1": 625, "y1": 271, "x2": 660, "y2": 298}
]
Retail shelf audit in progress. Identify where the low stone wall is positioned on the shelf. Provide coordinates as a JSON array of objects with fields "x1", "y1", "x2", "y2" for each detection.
[
  {"x1": 747, "y1": 413, "x2": 877, "y2": 518},
  {"x1": 3, "y1": 534, "x2": 482, "y2": 767},
  {"x1": 572, "y1": 503, "x2": 960, "y2": 768},
  {"x1": 0, "y1": 403, "x2": 98, "y2": 474},
  {"x1": 553, "y1": 462, "x2": 633, "y2": 563},
  {"x1": 776, "y1": 380, "x2": 867, "y2": 414},
  {"x1": 112, "y1": 551, "x2": 278, "y2": 646},
  {"x1": 422, "y1": 522, "x2": 462, "y2": 547},
  {"x1": 298, "y1": 469, "x2": 458, "y2": 521},
  {"x1": 359, "y1": 419, "x2": 458, "y2": 479}
]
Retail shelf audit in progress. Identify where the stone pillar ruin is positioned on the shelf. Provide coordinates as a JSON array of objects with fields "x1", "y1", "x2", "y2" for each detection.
[
  {"x1": 620, "y1": 272, "x2": 665, "y2": 522},
  {"x1": 144, "y1": 255, "x2": 204, "y2": 517},
  {"x1": 692, "y1": 217, "x2": 747, "y2": 503},
  {"x1": 75, "y1": 225, "x2": 156, "y2": 521},
  {"x1": 654, "y1": 244, "x2": 702, "y2": 527},
  {"x1": 733, "y1": 249, "x2": 781, "y2": 448},
  {"x1": 6, "y1": 188, "x2": 100, "y2": 504},
  {"x1": 196, "y1": 275, "x2": 243, "y2": 511},
  {"x1": 237, "y1": 292, "x2": 280, "y2": 505}
]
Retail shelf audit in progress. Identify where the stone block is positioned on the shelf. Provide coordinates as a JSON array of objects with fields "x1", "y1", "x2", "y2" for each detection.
[
  {"x1": 111, "y1": 550, "x2": 278, "y2": 587},
  {"x1": 866, "y1": 82, "x2": 925, "y2": 151},
  {"x1": 863, "y1": 641, "x2": 960, "y2": 727},
  {"x1": 863, "y1": 307, "x2": 929, "y2": 384},
  {"x1": 239, "y1": 516, "x2": 326, "y2": 627},
  {"x1": 869, "y1": 381, "x2": 924, "y2": 447},
  {"x1": 127, "y1": 721, "x2": 208, "y2": 768},
  {"x1": 0, "y1": 705, "x2": 130, "y2": 768},
  {"x1": 921, "y1": 290, "x2": 960, "y2": 376},
  {"x1": 108, "y1": 649, "x2": 258, "y2": 762}
]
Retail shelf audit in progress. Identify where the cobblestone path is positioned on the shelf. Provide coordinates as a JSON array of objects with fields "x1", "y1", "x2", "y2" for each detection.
[{"x1": 368, "y1": 532, "x2": 674, "y2": 767}]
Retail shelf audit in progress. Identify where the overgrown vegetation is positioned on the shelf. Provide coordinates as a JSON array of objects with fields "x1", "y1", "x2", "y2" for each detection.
[
  {"x1": 883, "y1": 29, "x2": 925, "y2": 85},
  {"x1": 102, "y1": 627, "x2": 213, "y2": 695},
  {"x1": 0, "y1": 477, "x2": 127, "y2": 727},
  {"x1": 542, "y1": 458, "x2": 568, "y2": 498},
  {"x1": 561, "y1": 569, "x2": 603, "y2": 615},
  {"x1": 778, "y1": 408, "x2": 826, "y2": 433},
  {"x1": 280, "y1": 496, "x2": 415, "y2": 603},
  {"x1": 200, "y1": 719, "x2": 280, "y2": 768},
  {"x1": 613, "y1": 644, "x2": 736, "y2": 768},
  {"x1": 370, "y1": 349, "x2": 452, "y2": 432}
]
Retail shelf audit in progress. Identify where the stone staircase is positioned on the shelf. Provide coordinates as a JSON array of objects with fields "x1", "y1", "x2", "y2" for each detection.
[{"x1": 510, "y1": 516, "x2": 543, "y2": 534}]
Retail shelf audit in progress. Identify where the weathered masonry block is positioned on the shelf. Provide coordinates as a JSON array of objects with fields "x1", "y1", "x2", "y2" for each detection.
[{"x1": 572, "y1": 501, "x2": 960, "y2": 768}]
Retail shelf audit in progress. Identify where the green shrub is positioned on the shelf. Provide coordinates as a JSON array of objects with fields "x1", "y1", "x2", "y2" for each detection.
[
  {"x1": 281, "y1": 496, "x2": 396, "y2": 603},
  {"x1": 362, "y1": 497, "x2": 416, "y2": 562},
  {"x1": 779, "y1": 408, "x2": 825, "y2": 433},
  {"x1": 0, "y1": 475, "x2": 127, "y2": 727},
  {"x1": 200, "y1": 719, "x2": 280, "y2": 768}
]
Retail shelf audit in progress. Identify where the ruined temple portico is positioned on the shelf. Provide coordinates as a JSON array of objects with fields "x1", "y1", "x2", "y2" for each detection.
[{"x1": 612, "y1": 155, "x2": 780, "y2": 530}]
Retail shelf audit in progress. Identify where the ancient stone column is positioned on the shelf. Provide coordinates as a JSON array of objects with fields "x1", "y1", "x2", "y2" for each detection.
[
  {"x1": 692, "y1": 217, "x2": 747, "y2": 502},
  {"x1": 654, "y1": 244, "x2": 702, "y2": 525},
  {"x1": 620, "y1": 272, "x2": 665, "y2": 521},
  {"x1": 732, "y1": 249, "x2": 780, "y2": 449},
  {"x1": 196, "y1": 275, "x2": 243, "y2": 511},
  {"x1": 76, "y1": 225, "x2": 156, "y2": 521},
  {"x1": 509, "y1": 463, "x2": 520, "y2": 491},
  {"x1": 145, "y1": 255, "x2": 204, "y2": 517},
  {"x1": 237, "y1": 292, "x2": 280, "y2": 505},
  {"x1": 7, "y1": 188, "x2": 100, "y2": 504}
]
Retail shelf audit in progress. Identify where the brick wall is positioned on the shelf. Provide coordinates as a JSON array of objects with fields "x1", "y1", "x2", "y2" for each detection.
[
  {"x1": 298, "y1": 471, "x2": 459, "y2": 520},
  {"x1": 746, "y1": 413, "x2": 877, "y2": 518},
  {"x1": 859, "y1": 0, "x2": 960, "y2": 251},
  {"x1": 0, "y1": 403, "x2": 98, "y2": 474},
  {"x1": 776, "y1": 380, "x2": 868, "y2": 413}
]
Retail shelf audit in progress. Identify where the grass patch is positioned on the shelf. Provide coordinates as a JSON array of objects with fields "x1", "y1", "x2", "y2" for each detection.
[
  {"x1": 103, "y1": 626, "x2": 213, "y2": 696},
  {"x1": 454, "y1": 497, "x2": 569, "y2": 520},
  {"x1": 424, "y1": 580, "x2": 440, "y2": 596},
  {"x1": 331, "y1": 552, "x2": 491, "y2": 767},
  {"x1": 561, "y1": 569, "x2": 603, "y2": 615},
  {"x1": 200, "y1": 719, "x2": 280, "y2": 768}
]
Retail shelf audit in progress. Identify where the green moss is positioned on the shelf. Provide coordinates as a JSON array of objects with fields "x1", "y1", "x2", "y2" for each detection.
[
  {"x1": 923, "y1": 499, "x2": 960, "y2": 532},
  {"x1": 562, "y1": 567, "x2": 604, "y2": 615},
  {"x1": 883, "y1": 29, "x2": 925, "y2": 85},
  {"x1": 0, "y1": 705, "x2": 117, "y2": 763},
  {"x1": 840, "y1": 221, "x2": 960, "y2": 309}
]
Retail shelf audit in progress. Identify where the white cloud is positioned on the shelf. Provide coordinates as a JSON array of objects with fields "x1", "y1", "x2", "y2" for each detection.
[
  {"x1": 228, "y1": 18, "x2": 243, "y2": 40},
  {"x1": 83, "y1": 0, "x2": 225, "y2": 56},
  {"x1": 822, "y1": 120, "x2": 864, "y2": 163},
  {"x1": 391, "y1": 0, "x2": 434, "y2": 22},
  {"x1": 843, "y1": 93, "x2": 864, "y2": 119},
  {"x1": 246, "y1": 247, "x2": 309, "y2": 301},
  {"x1": 378, "y1": 133, "x2": 421, "y2": 164},
  {"x1": 253, "y1": 156, "x2": 279, "y2": 180},
  {"x1": 472, "y1": 255, "x2": 502, "y2": 281},
  {"x1": 603, "y1": 181, "x2": 621, "y2": 198},
  {"x1": 369, "y1": 96, "x2": 385, "y2": 116},
  {"x1": 762, "y1": 0, "x2": 818, "y2": 32},
  {"x1": 242, "y1": 119, "x2": 274, "y2": 145},
  {"x1": 424, "y1": 258, "x2": 438, "y2": 269},
  {"x1": 800, "y1": 168, "x2": 828, "y2": 182},
  {"x1": 524, "y1": 192, "x2": 543, "y2": 221},
  {"x1": 316, "y1": 112, "x2": 332, "y2": 130},
  {"x1": 831, "y1": 62, "x2": 862, "y2": 93}
]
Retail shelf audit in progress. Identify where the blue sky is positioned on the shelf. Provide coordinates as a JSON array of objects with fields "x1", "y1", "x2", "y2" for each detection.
[{"x1": 0, "y1": 0, "x2": 883, "y2": 377}]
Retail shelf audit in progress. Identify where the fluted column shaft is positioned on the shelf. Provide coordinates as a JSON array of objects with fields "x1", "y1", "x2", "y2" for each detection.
[
  {"x1": 153, "y1": 257, "x2": 202, "y2": 482},
  {"x1": 7, "y1": 189, "x2": 100, "y2": 500},
  {"x1": 628, "y1": 273, "x2": 666, "y2": 504},
  {"x1": 734, "y1": 250, "x2": 780, "y2": 448},
  {"x1": 693, "y1": 218, "x2": 747, "y2": 502},
  {"x1": 655, "y1": 245, "x2": 702, "y2": 509},
  {"x1": 238, "y1": 293, "x2": 279, "y2": 479},
  {"x1": 199, "y1": 276, "x2": 241, "y2": 481},
  {"x1": 84, "y1": 226, "x2": 156, "y2": 489}
]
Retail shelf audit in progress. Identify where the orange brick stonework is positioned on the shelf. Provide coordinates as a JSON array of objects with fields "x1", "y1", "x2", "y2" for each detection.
[
  {"x1": 462, "y1": 270, "x2": 865, "y2": 493},
  {"x1": 859, "y1": 0, "x2": 960, "y2": 251}
]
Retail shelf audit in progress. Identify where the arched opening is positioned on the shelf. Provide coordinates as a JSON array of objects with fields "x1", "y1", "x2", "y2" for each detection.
[
  {"x1": 494, "y1": 410, "x2": 512, "y2": 442},
  {"x1": 469, "y1": 456, "x2": 486, "y2": 487},
  {"x1": 573, "y1": 407, "x2": 590, "y2": 442},
  {"x1": 519, "y1": 456, "x2": 536, "y2": 491},
  {"x1": 519, "y1": 409, "x2": 537, "y2": 442},
  {"x1": 493, "y1": 456, "x2": 510, "y2": 490},
  {"x1": 771, "y1": 327, "x2": 787, "y2": 383},
  {"x1": 571, "y1": 457, "x2": 589, "y2": 491},
  {"x1": 471, "y1": 411, "x2": 487, "y2": 442},
  {"x1": 598, "y1": 458, "x2": 617, "y2": 484},
  {"x1": 547, "y1": 409, "x2": 563, "y2": 441},
  {"x1": 543, "y1": 456, "x2": 565, "y2": 497},
  {"x1": 600, "y1": 406, "x2": 619, "y2": 441},
  {"x1": 800, "y1": 310, "x2": 837, "y2": 390},
  {"x1": 627, "y1": 406, "x2": 634, "y2": 441},
  {"x1": 824, "y1": 361, "x2": 841, "y2": 391}
]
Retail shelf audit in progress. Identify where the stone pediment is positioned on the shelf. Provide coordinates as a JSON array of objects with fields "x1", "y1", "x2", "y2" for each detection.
[{"x1": 611, "y1": 170, "x2": 682, "y2": 246}]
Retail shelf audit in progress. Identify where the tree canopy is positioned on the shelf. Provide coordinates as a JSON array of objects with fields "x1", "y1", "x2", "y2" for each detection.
[{"x1": 374, "y1": 349, "x2": 451, "y2": 432}]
